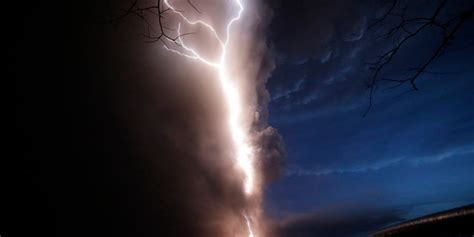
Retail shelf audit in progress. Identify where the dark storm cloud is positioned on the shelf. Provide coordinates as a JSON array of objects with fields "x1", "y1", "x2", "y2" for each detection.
[
  {"x1": 264, "y1": 0, "x2": 374, "y2": 121},
  {"x1": 276, "y1": 71, "x2": 474, "y2": 171},
  {"x1": 262, "y1": 0, "x2": 474, "y2": 235},
  {"x1": 266, "y1": 0, "x2": 369, "y2": 61},
  {"x1": 273, "y1": 207, "x2": 406, "y2": 237},
  {"x1": 266, "y1": 0, "x2": 474, "y2": 120}
]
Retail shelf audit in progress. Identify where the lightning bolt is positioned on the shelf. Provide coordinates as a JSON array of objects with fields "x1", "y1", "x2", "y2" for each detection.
[
  {"x1": 244, "y1": 212, "x2": 255, "y2": 237},
  {"x1": 162, "y1": 0, "x2": 256, "y2": 236}
]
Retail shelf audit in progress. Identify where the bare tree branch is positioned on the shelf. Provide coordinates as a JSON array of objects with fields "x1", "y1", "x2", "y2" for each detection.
[
  {"x1": 109, "y1": 0, "x2": 200, "y2": 44},
  {"x1": 363, "y1": 0, "x2": 474, "y2": 116}
]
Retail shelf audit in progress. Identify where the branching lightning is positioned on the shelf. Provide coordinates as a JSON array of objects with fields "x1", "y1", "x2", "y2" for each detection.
[{"x1": 162, "y1": 0, "x2": 256, "y2": 236}]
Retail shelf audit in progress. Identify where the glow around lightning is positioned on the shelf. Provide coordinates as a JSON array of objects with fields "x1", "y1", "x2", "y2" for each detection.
[{"x1": 162, "y1": 0, "x2": 257, "y2": 236}]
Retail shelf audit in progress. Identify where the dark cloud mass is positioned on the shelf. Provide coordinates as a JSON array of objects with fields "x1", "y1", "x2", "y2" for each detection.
[
  {"x1": 274, "y1": 207, "x2": 406, "y2": 237},
  {"x1": 264, "y1": 0, "x2": 474, "y2": 236}
]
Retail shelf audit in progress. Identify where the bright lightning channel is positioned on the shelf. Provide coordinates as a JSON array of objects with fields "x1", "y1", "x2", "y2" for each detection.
[
  {"x1": 162, "y1": 0, "x2": 256, "y2": 236},
  {"x1": 244, "y1": 213, "x2": 255, "y2": 237}
]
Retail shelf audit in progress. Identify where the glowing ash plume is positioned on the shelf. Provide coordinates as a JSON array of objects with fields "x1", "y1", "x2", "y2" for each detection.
[
  {"x1": 162, "y1": 0, "x2": 257, "y2": 236},
  {"x1": 163, "y1": 0, "x2": 253, "y2": 195}
]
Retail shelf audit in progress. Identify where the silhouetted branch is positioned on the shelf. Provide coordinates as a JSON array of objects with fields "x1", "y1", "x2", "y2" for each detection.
[
  {"x1": 110, "y1": 0, "x2": 200, "y2": 44},
  {"x1": 363, "y1": 0, "x2": 473, "y2": 116}
]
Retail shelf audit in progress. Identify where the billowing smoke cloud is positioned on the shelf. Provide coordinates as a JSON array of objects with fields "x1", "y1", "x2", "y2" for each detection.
[{"x1": 99, "y1": 0, "x2": 285, "y2": 236}]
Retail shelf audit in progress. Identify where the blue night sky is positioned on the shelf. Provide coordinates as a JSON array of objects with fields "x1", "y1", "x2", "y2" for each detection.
[{"x1": 263, "y1": 0, "x2": 474, "y2": 235}]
